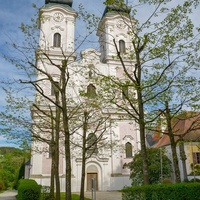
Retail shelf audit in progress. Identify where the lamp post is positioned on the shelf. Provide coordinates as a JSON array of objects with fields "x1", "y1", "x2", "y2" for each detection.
[{"x1": 91, "y1": 178, "x2": 96, "y2": 200}]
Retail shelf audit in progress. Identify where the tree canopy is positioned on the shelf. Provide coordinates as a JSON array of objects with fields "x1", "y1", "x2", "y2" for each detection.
[
  {"x1": 0, "y1": 147, "x2": 30, "y2": 190},
  {"x1": 127, "y1": 148, "x2": 171, "y2": 185}
]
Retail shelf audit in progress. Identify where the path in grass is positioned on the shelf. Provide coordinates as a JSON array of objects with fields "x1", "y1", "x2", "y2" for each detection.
[{"x1": 0, "y1": 190, "x2": 17, "y2": 200}]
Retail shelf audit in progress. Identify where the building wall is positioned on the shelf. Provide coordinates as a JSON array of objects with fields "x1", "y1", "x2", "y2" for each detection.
[{"x1": 164, "y1": 142, "x2": 200, "y2": 182}]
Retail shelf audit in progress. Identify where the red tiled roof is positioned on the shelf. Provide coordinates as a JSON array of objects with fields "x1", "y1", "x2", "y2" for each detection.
[{"x1": 153, "y1": 112, "x2": 200, "y2": 148}]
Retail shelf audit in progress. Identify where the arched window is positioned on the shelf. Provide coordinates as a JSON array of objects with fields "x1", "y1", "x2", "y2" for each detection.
[
  {"x1": 122, "y1": 85, "x2": 128, "y2": 100},
  {"x1": 53, "y1": 33, "x2": 61, "y2": 47},
  {"x1": 119, "y1": 40, "x2": 126, "y2": 53},
  {"x1": 89, "y1": 70, "x2": 93, "y2": 79},
  {"x1": 87, "y1": 133, "x2": 98, "y2": 155},
  {"x1": 51, "y1": 81, "x2": 59, "y2": 96},
  {"x1": 125, "y1": 142, "x2": 132, "y2": 158},
  {"x1": 87, "y1": 84, "x2": 96, "y2": 98}
]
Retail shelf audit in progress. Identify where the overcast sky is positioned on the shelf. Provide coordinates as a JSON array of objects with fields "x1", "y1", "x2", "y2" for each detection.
[{"x1": 0, "y1": 0, "x2": 199, "y2": 147}]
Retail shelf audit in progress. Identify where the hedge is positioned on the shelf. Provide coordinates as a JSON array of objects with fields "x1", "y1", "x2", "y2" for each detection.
[
  {"x1": 17, "y1": 179, "x2": 41, "y2": 200},
  {"x1": 122, "y1": 183, "x2": 200, "y2": 200}
]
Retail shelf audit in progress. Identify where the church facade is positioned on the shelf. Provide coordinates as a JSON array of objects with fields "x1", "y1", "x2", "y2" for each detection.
[{"x1": 30, "y1": 0, "x2": 140, "y2": 192}]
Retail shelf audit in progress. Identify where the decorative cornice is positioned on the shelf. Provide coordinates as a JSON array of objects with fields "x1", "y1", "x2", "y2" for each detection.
[
  {"x1": 111, "y1": 173, "x2": 130, "y2": 177},
  {"x1": 76, "y1": 156, "x2": 109, "y2": 163}
]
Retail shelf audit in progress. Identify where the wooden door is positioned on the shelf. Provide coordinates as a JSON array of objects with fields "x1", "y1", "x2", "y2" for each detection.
[{"x1": 87, "y1": 173, "x2": 98, "y2": 191}]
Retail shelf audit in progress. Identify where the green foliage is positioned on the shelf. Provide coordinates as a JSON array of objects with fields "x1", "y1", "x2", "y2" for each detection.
[
  {"x1": 0, "y1": 181, "x2": 5, "y2": 191},
  {"x1": 190, "y1": 163, "x2": 200, "y2": 175},
  {"x1": 128, "y1": 148, "x2": 171, "y2": 185},
  {"x1": 0, "y1": 147, "x2": 30, "y2": 189},
  {"x1": 122, "y1": 183, "x2": 200, "y2": 200},
  {"x1": 190, "y1": 178, "x2": 200, "y2": 183},
  {"x1": 17, "y1": 179, "x2": 41, "y2": 200},
  {"x1": 40, "y1": 186, "x2": 51, "y2": 200}
]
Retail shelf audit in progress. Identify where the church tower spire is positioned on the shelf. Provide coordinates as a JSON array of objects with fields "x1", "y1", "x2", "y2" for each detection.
[
  {"x1": 97, "y1": 1, "x2": 133, "y2": 64},
  {"x1": 39, "y1": 0, "x2": 77, "y2": 60}
]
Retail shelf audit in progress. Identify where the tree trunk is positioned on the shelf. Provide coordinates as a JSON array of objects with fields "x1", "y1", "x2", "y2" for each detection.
[
  {"x1": 55, "y1": 92, "x2": 61, "y2": 200},
  {"x1": 65, "y1": 134, "x2": 71, "y2": 200},
  {"x1": 80, "y1": 111, "x2": 88, "y2": 200},
  {"x1": 137, "y1": 89, "x2": 149, "y2": 184},
  {"x1": 61, "y1": 60, "x2": 72, "y2": 200},
  {"x1": 170, "y1": 137, "x2": 181, "y2": 183},
  {"x1": 80, "y1": 150, "x2": 86, "y2": 200},
  {"x1": 165, "y1": 101, "x2": 181, "y2": 183},
  {"x1": 50, "y1": 147, "x2": 55, "y2": 199},
  {"x1": 179, "y1": 141, "x2": 189, "y2": 182}
]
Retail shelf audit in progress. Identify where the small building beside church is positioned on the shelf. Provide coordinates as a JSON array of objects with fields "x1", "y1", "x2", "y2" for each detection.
[{"x1": 153, "y1": 112, "x2": 200, "y2": 182}]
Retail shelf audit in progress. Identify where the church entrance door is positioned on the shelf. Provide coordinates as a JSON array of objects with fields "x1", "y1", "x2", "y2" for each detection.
[{"x1": 87, "y1": 173, "x2": 98, "y2": 191}]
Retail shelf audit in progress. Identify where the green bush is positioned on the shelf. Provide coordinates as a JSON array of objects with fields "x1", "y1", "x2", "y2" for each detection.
[
  {"x1": 0, "y1": 180, "x2": 5, "y2": 191},
  {"x1": 122, "y1": 183, "x2": 200, "y2": 200},
  {"x1": 40, "y1": 186, "x2": 51, "y2": 200},
  {"x1": 17, "y1": 179, "x2": 41, "y2": 200},
  {"x1": 190, "y1": 178, "x2": 200, "y2": 183}
]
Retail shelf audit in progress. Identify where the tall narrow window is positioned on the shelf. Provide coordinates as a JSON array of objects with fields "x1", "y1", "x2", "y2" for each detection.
[
  {"x1": 87, "y1": 84, "x2": 97, "y2": 98},
  {"x1": 89, "y1": 70, "x2": 93, "y2": 79},
  {"x1": 119, "y1": 40, "x2": 126, "y2": 53},
  {"x1": 193, "y1": 152, "x2": 200, "y2": 164},
  {"x1": 53, "y1": 33, "x2": 61, "y2": 47},
  {"x1": 87, "y1": 133, "x2": 98, "y2": 155},
  {"x1": 125, "y1": 142, "x2": 132, "y2": 158},
  {"x1": 51, "y1": 81, "x2": 59, "y2": 96},
  {"x1": 122, "y1": 85, "x2": 128, "y2": 100}
]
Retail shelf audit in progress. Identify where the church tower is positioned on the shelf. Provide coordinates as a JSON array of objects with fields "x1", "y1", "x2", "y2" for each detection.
[
  {"x1": 39, "y1": 0, "x2": 77, "y2": 60},
  {"x1": 97, "y1": 2, "x2": 133, "y2": 64}
]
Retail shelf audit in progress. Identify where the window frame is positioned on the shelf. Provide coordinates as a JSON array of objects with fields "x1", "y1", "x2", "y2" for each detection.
[
  {"x1": 51, "y1": 81, "x2": 59, "y2": 96},
  {"x1": 53, "y1": 33, "x2": 61, "y2": 47},
  {"x1": 87, "y1": 84, "x2": 97, "y2": 98},
  {"x1": 193, "y1": 152, "x2": 200, "y2": 164},
  {"x1": 122, "y1": 85, "x2": 128, "y2": 100},
  {"x1": 119, "y1": 39, "x2": 126, "y2": 53},
  {"x1": 125, "y1": 142, "x2": 133, "y2": 158},
  {"x1": 87, "y1": 133, "x2": 98, "y2": 155}
]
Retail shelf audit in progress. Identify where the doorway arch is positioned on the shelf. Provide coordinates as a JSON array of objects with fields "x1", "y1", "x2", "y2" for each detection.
[{"x1": 86, "y1": 165, "x2": 98, "y2": 191}]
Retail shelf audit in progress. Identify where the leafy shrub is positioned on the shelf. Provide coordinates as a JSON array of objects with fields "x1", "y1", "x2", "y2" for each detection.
[
  {"x1": 127, "y1": 148, "x2": 171, "y2": 185},
  {"x1": 17, "y1": 179, "x2": 41, "y2": 200},
  {"x1": 0, "y1": 147, "x2": 30, "y2": 190},
  {"x1": 190, "y1": 164, "x2": 200, "y2": 175},
  {"x1": 41, "y1": 186, "x2": 51, "y2": 200},
  {"x1": 0, "y1": 180, "x2": 5, "y2": 191},
  {"x1": 190, "y1": 178, "x2": 200, "y2": 183},
  {"x1": 122, "y1": 183, "x2": 200, "y2": 200}
]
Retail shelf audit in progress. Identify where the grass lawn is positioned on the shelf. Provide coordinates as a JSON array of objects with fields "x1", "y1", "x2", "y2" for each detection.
[
  {"x1": 63, "y1": 193, "x2": 91, "y2": 200},
  {"x1": 43, "y1": 193, "x2": 91, "y2": 200}
]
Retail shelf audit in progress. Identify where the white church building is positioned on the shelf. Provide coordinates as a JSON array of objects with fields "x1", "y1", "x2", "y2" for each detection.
[{"x1": 30, "y1": 0, "x2": 140, "y2": 192}]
